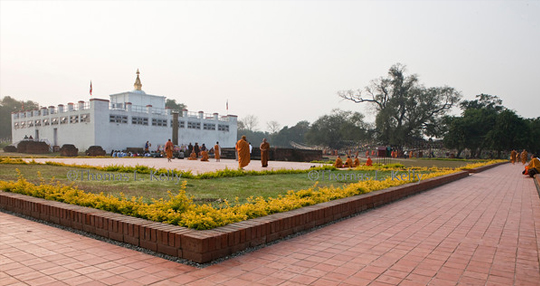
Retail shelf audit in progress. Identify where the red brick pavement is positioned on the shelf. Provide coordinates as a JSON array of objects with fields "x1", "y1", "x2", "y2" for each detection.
[{"x1": 1, "y1": 163, "x2": 539, "y2": 285}]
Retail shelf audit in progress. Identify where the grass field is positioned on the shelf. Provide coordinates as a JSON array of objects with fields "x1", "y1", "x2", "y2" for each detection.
[
  {"x1": 0, "y1": 150, "x2": 490, "y2": 206},
  {"x1": 0, "y1": 163, "x2": 431, "y2": 206}
]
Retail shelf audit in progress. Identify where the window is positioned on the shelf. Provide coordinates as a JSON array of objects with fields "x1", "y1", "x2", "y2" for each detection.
[
  {"x1": 81, "y1": 113, "x2": 90, "y2": 123},
  {"x1": 218, "y1": 124, "x2": 229, "y2": 132},
  {"x1": 109, "y1": 115, "x2": 128, "y2": 124},
  {"x1": 70, "y1": 115, "x2": 79, "y2": 124},
  {"x1": 21, "y1": 121, "x2": 26, "y2": 128},
  {"x1": 171, "y1": 120, "x2": 186, "y2": 128},
  {"x1": 51, "y1": 118, "x2": 59, "y2": 125},
  {"x1": 35, "y1": 119, "x2": 41, "y2": 126},
  {"x1": 28, "y1": 120, "x2": 34, "y2": 127},
  {"x1": 43, "y1": 119, "x2": 50, "y2": 126},
  {"x1": 14, "y1": 122, "x2": 19, "y2": 129},
  {"x1": 203, "y1": 123, "x2": 216, "y2": 130},
  {"x1": 60, "y1": 117, "x2": 68, "y2": 124},
  {"x1": 187, "y1": 121, "x2": 201, "y2": 129},
  {"x1": 132, "y1": 116, "x2": 149, "y2": 125},
  {"x1": 152, "y1": 118, "x2": 168, "y2": 127}
]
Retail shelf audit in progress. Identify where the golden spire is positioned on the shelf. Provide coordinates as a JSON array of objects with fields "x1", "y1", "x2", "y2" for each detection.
[{"x1": 134, "y1": 69, "x2": 142, "y2": 90}]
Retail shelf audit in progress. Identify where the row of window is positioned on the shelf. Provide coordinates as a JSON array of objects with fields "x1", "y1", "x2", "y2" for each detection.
[
  {"x1": 13, "y1": 114, "x2": 90, "y2": 129},
  {"x1": 109, "y1": 114, "x2": 229, "y2": 131}
]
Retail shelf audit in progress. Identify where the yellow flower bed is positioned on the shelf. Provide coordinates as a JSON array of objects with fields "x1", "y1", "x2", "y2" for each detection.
[
  {"x1": 1, "y1": 167, "x2": 459, "y2": 230},
  {"x1": 458, "y1": 159, "x2": 506, "y2": 170}
]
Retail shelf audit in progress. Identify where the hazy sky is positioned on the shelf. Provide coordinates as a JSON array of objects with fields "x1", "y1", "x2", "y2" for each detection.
[{"x1": 1, "y1": 0, "x2": 539, "y2": 131}]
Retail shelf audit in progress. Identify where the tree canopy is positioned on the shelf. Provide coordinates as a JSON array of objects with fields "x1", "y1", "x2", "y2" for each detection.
[
  {"x1": 0, "y1": 96, "x2": 39, "y2": 140},
  {"x1": 165, "y1": 99, "x2": 186, "y2": 111},
  {"x1": 305, "y1": 109, "x2": 370, "y2": 150},
  {"x1": 442, "y1": 94, "x2": 535, "y2": 158},
  {"x1": 338, "y1": 63, "x2": 461, "y2": 148}
]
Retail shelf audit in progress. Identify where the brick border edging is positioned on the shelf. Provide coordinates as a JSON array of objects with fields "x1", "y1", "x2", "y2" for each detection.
[{"x1": 1, "y1": 171, "x2": 470, "y2": 263}]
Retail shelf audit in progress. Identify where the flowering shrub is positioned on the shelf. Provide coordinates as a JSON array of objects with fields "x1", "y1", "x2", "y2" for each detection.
[
  {"x1": 459, "y1": 160, "x2": 506, "y2": 170},
  {"x1": 1, "y1": 166, "x2": 459, "y2": 230}
]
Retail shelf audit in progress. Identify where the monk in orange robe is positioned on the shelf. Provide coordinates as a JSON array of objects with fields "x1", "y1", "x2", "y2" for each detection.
[
  {"x1": 526, "y1": 153, "x2": 540, "y2": 177},
  {"x1": 353, "y1": 156, "x2": 360, "y2": 167},
  {"x1": 214, "y1": 142, "x2": 221, "y2": 162},
  {"x1": 200, "y1": 151, "x2": 209, "y2": 161},
  {"x1": 510, "y1": 150, "x2": 517, "y2": 164},
  {"x1": 344, "y1": 156, "x2": 353, "y2": 168},
  {"x1": 260, "y1": 138, "x2": 270, "y2": 167},
  {"x1": 187, "y1": 151, "x2": 197, "y2": 160},
  {"x1": 334, "y1": 155, "x2": 343, "y2": 168},
  {"x1": 366, "y1": 156, "x2": 373, "y2": 166},
  {"x1": 236, "y1": 135, "x2": 250, "y2": 169},
  {"x1": 165, "y1": 139, "x2": 174, "y2": 162},
  {"x1": 521, "y1": 150, "x2": 528, "y2": 165}
]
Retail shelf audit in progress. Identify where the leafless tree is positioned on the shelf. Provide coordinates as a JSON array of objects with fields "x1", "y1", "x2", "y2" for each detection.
[
  {"x1": 239, "y1": 114, "x2": 259, "y2": 131},
  {"x1": 266, "y1": 121, "x2": 281, "y2": 134}
]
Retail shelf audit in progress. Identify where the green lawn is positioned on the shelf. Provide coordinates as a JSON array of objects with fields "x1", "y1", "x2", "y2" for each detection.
[
  {"x1": 1, "y1": 164, "x2": 409, "y2": 205},
  {"x1": 0, "y1": 154, "x2": 489, "y2": 206}
]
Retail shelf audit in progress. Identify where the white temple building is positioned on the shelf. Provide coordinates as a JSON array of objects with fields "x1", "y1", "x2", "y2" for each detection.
[{"x1": 11, "y1": 70, "x2": 238, "y2": 153}]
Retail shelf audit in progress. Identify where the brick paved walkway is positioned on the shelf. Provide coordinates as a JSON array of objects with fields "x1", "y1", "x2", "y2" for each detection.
[{"x1": 1, "y1": 163, "x2": 539, "y2": 285}]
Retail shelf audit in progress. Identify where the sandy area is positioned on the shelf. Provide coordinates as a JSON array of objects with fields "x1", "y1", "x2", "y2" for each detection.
[{"x1": 25, "y1": 157, "x2": 323, "y2": 174}]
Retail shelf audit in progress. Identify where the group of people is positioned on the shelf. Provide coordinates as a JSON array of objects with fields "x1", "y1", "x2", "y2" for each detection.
[
  {"x1": 510, "y1": 149, "x2": 531, "y2": 165},
  {"x1": 512, "y1": 149, "x2": 540, "y2": 178},
  {"x1": 334, "y1": 155, "x2": 372, "y2": 168},
  {"x1": 163, "y1": 139, "x2": 222, "y2": 163},
  {"x1": 235, "y1": 136, "x2": 270, "y2": 170},
  {"x1": 159, "y1": 136, "x2": 271, "y2": 170}
]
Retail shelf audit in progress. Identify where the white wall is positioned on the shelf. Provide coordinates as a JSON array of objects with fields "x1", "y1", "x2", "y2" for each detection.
[{"x1": 11, "y1": 98, "x2": 237, "y2": 154}]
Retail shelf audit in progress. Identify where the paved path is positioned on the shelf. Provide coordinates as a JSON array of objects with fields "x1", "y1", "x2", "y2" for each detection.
[
  {"x1": 1, "y1": 163, "x2": 539, "y2": 285},
  {"x1": 24, "y1": 158, "x2": 323, "y2": 175}
]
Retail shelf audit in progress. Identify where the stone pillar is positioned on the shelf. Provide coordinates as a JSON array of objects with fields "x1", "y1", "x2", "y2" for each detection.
[
  {"x1": 172, "y1": 112, "x2": 179, "y2": 146},
  {"x1": 126, "y1": 102, "x2": 132, "y2": 112},
  {"x1": 67, "y1": 103, "x2": 74, "y2": 112},
  {"x1": 182, "y1": 109, "x2": 188, "y2": 117},
  {"x1": 78, "y1": 101, "x2": 85, "y2": 110},
  {"x1": 58, "y1": 104, "x2": 64, "y2": 113},
  {"x1": 146, "y1": 105, "x2": 152, "y2": 114},
  {"x1": 41, "y1": 107, "x2": 48, "y2": 116},
  {"x1": 198, "y1": 111, "x2": 204, "y2": 119},
  {"x1": 48, "y1": 106, "x2": 55, "y2": 114}
]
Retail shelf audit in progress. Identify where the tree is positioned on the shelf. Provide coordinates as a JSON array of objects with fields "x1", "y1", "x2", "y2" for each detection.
[
  {"x1": 266, "y1": 121, "x2": 281, "y2": 134},
  {"x1": 443, "y1": 94, "x2": 505, "y2": 158},
  {"x1": 525, "y1": 117, "x2": 540, "y2": 154},
  {"x1": 338, "y1": 64, "x2": 461, "y2": 148},
  {"x1": 271, "y1": 120, "x2": 310, "y2": 148},
  {"x1": 305, "y1": 109, "x2": 369, "y2": 150},
  {"x1": 239, "y1": 114, "x2": 259, "y2": 132},
  {"x1": 486, "y1": 109, "x2": 530, "y2": 158},
  {"x1": 0, "y1": 96, "x2": 39, "y2": 140},
  {"x1": 165, "y1": 99, "x2": 186, "y2": 111}
]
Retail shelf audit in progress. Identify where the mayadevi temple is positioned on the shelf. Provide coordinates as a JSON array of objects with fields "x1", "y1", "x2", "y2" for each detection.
[{"x1": 10, "y1": 70, "x2": 238, "y2": 154}]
